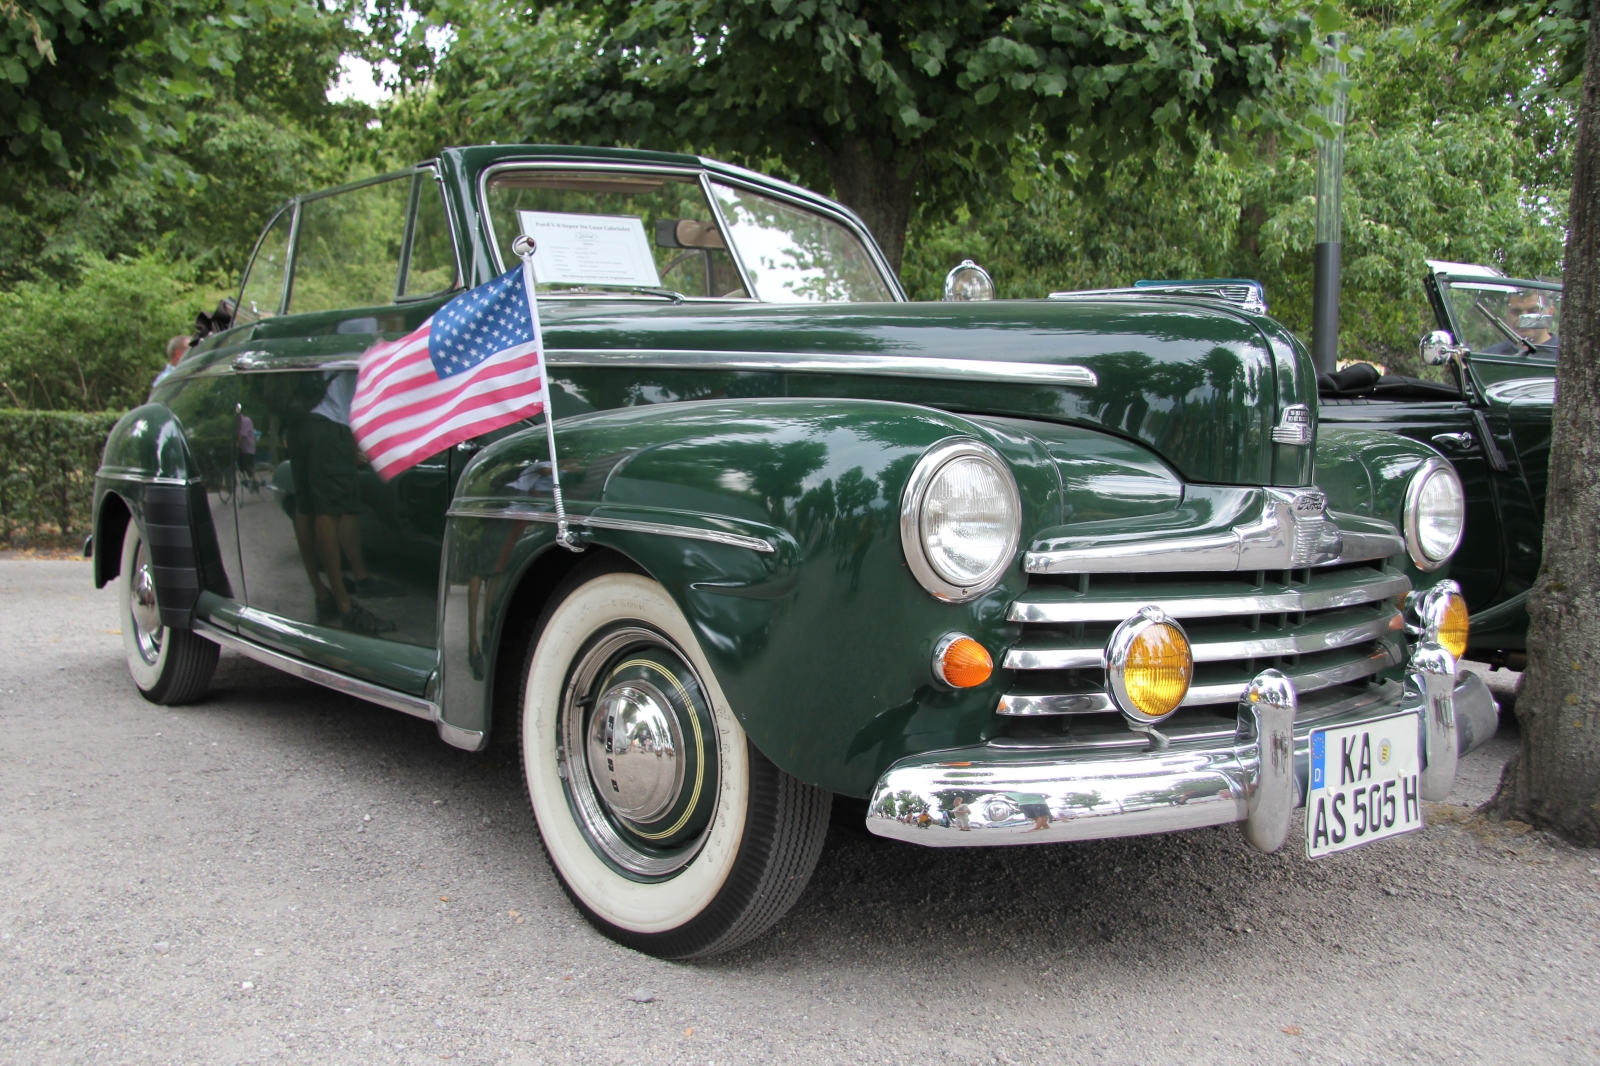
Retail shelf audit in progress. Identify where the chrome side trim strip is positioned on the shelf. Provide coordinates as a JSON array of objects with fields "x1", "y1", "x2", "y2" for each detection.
[
  {"x1": 96, "y1": 470, "x2": 200, "y2": 487},
  {"x1": 1328, "y1": 531, "x2": 1407, "y2": 565},
  {"x1": 191, "y1": 618, "x2": 439, "y2": 721},
  {"x1": 545, "y1": 348, "x2": 1098, "y2": 388},
  {"x1": 1006, "y1": 572, "x2": 1411, "y2": 623},
  {"x1": 1001, "y1": 609, "x2": 1403, "y2": 670},
  {"x1": 445, "y1": 502, "x2": 776, "y2": 553}
]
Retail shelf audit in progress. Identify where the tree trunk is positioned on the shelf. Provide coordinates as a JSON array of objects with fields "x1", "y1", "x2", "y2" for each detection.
[
  {"x1": 1489, "y1": 0, "x2": 1600, "y2": 845},
  {"x1": 817, "y1": 132, "x2": 920, "y2": 275}
]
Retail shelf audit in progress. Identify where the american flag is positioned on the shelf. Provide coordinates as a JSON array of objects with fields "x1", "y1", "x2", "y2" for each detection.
[{"x1": 351, "y1": 265, "x2": 550, "y2": 480}]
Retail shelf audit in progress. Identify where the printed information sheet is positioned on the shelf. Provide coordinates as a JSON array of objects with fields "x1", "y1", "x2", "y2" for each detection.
[{"x1": 516, "y1": 211, "x2": 662, "y2": 288}]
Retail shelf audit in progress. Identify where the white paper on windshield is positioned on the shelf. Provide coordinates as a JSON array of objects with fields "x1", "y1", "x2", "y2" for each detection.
[{"x1": 516, "y1": 211, "x2": 661, "y2": 288}]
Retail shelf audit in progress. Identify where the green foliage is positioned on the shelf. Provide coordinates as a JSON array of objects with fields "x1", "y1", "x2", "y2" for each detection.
[
  {"x1": 397, "y1": 0, "x2": 1333, "y2": 265},
  {"x1": 0, "y1": 254, "x2": 225, "y2": 411},
  {"x1": 0, "y1": 409, "x2": 122, "y2": 542},
  {"x1": 904, "y1": 0, "x2": 1569, "y2": 374}
]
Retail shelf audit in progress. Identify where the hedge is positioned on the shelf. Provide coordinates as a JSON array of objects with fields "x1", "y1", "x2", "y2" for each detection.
[{"x1": 0, "y1": 410, "x2": 123, "y2": 546}]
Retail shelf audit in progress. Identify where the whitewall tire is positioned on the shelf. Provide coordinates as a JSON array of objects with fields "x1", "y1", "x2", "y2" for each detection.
[
  {"x1": 520, "y1": 561, "x2": 830, "y2": 958},
  {"x1": 119, "y1": 519, "x2": 217, "y2": 705}
]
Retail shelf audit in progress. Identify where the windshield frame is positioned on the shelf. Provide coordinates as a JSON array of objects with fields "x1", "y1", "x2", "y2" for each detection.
[
  {"x1": 476, "y1": 159, "x2": 904, "y2": 303},
  {"x1": 1434, "y1": 271, "x2": 1563, "y2": 358}
]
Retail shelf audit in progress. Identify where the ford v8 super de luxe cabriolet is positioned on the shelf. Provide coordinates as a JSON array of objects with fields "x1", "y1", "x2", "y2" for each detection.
[{"x1": 91, "y1": 146, "x2": 1498, "y2": 958}]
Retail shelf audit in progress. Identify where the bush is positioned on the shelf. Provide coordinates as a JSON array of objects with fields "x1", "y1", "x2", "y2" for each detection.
[
  {"x1": 0, "y1": 253, "x2": 225, "y2": 412},
  {"x1": 0, "y1": 410, "x2": 123, "y2": 546}
]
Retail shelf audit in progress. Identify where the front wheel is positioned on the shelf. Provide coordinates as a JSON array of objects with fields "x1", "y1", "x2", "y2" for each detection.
[
  {"x1": 520, "y1": 563, "x2": 831, "y2": 959},
  {"x1": 120, "y1": 518, "x2": 218, "y2": 705}
]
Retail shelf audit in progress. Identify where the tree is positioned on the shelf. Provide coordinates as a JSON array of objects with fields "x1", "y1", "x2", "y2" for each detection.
[
  {"x1": 1490, "y1": 0, "x2": 1600, "y2": 845},
  {"x1": 414, "y1": 0, "x2": 1333, "y2": 269}
]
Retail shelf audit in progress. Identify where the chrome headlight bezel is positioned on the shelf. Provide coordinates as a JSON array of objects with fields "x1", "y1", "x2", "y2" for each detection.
[
  {"x1": 1403, "y1": 458, "x2": 1466, "y2": 571},
  {"x1": 899, "y1": 438, "x2": 1021, "y2": 602}
]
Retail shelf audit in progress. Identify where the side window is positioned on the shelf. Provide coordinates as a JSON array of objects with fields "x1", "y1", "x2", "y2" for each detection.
[
  {"x1": 236, "y1": 206, "x2": 293, "y2": 323},
  {"x1": 400, "y1": 173, "x2": 461, "y2": 298},
  {"x1": 710, "y1": 183, "x2": 894, "y2": 303},
  {"x1": 288, "y1": 174, "x2": 410, "y2": 314}
]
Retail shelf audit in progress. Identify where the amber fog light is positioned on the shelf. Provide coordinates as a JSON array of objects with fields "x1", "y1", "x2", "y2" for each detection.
[
  {"x1": 1408, "y1": 580, "x2": 1469, "y2": 660},
  {"x1": 934, "y1": 634, "x2": 994, "y2": 689},
  {"x1": 1106, "y1": 607, "x2": 1193, "y2": 722}
]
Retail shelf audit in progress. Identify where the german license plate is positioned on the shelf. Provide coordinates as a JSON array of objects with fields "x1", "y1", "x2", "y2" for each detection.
[{"x1": 1306, "y1": 711, "x2": 1423, "y2": 858}]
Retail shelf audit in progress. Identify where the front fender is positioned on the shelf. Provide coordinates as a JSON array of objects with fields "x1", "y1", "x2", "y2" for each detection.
[
  {"x1": 439, "y1": 398, "x2": 1062, "y2": 795},
  {"x1": 1315, "y1": 425, "x2": 1453, "y2": 588}
]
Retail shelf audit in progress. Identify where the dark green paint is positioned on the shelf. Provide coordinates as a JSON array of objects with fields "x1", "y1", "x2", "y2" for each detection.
[{"x1": 1314, "y1": 425, "x2": 1454, "y2": 591}]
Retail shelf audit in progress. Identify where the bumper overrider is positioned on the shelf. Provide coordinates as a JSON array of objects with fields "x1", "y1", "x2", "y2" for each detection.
[{"x1": 866, "y1": 644, "x2": 1499, "y2": 850}]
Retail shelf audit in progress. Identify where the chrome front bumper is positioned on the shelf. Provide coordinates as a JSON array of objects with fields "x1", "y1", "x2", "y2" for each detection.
[{"x1": 866, "y1": 649, "x2": 1498, "y2": 851}]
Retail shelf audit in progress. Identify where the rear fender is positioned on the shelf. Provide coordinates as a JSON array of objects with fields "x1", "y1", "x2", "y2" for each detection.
[{"x1": 439, "y1": 398, "x2": 1061, "y2": 795}]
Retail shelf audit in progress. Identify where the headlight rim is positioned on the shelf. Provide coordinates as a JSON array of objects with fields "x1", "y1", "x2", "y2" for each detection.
[
  {"x1": 1403, "y1": 457, "x2": 1465, "y2": 571},
  {"x1": 1105, "y1": 606, "x2": 1194, "y2": 724},
  {"x1": 899, "y1": 437, "x2": 1022, "y2": 603}
]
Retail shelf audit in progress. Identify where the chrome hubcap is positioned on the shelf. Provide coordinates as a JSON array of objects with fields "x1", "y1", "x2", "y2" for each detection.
[
  {"x1": 559, "y1": 625, "x2": 718, "y2": 879},
  {"x1": 586, "y1": 680, "x2": 685, "y2": 825},
  {"x1": 129, "y1": 540, "x2": 164, "y2": 665}
]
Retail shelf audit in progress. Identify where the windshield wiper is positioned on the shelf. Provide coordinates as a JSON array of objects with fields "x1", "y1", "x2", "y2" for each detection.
[{"x1": 1473, "y1": 297, "x2": 1539, "y2": 356}]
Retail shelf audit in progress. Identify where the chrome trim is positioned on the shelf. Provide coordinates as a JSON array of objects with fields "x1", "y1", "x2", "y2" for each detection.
[
  {"x1": 437, "y1": 721, "x2": 488, "y2": 752},
  {"x1": 1006, "y1": 571, "x2": 1411, "y2": 623},
  {"x1": 1402, "y1": 458, "x2": 1464, "y2": 571},
  {"x1": 96, "y1": 470, "x2": 199, "y2": 487},
  {"x1": 191, "y1": 618, "x2": 439, "y2": 721},
  {"x1": 231, "y1": 352, "x2": 360, "y2": 373},
  {"x1": 1104, "y1": 607, "x2": 1192, "y2": 723},
  {"x1": 996, "y1": 691, "x2": 1118, "y2": 716},
  {"x1": 1236, "y1": 669, "x2": 1297, "y2": 854},
  {"x1": 1271, "y1": 403, "x2": 1312, "y2": 445},
  {"x1": 1181, "y1": 639, "x2": 1402, "y2": 707},
  {"x1": 445, "y1": 501, "x2": 776, "y2": 554},
  {"x1": 898, "y1": 438, "x2": 1022, "y2": 603},
  {"x1": 1410, "y1": 641, "x2": 1458, "y2": 801},
  {"x1": 1330, "y1": 530, "x2": 1407, "y2": 565},
  {"x1": 698, "y1": 171, "x2": 758, "y2": 298},
  {"x1": 1003, "y1": 607, "x2": 1403, "y2": 671},
  {"x1": 865, "y1": 684, "x2": 1422, "y2": 848},
  {"x1": 544, "y1": 348, "x2": 1098, "y2": 388},
  {"x1": 1452, "y1": 670, "x2": 1499, "y2": 756},
  {"x1": 1025, "y1": 487, "x2": 1340, "y2": 574}
]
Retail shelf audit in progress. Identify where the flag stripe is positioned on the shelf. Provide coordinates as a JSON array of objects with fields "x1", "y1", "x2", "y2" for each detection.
[{"x1": 353, "y1": 353, "x2": 542, "y2": 449}]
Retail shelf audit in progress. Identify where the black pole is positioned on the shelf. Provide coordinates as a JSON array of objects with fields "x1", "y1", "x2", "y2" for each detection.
[
  {"x1": 1312, "y1": 241, "x2": 1341, "y2": 374},
  {"x1": 1311, "y1": 37, "x2": 1347, "y2": 376}
]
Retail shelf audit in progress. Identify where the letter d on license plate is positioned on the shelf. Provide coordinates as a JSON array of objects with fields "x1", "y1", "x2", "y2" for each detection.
[{"x1": 1306, "y1": 711, "x2": 1423, "y2": 858}]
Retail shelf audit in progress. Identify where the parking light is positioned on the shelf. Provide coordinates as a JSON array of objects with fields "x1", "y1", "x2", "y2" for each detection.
[{"x1": 934, "y1": 635, "x2": 993, "y2": 689}]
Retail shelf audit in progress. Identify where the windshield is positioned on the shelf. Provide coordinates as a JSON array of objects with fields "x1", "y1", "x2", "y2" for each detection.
[
  {"x1": 1443, "y1": 280, "x2": 1561, "y2": 355},
  {"x1": 709, "y1": 183, "x2": 894, "y2": 303},
  {"x1": 484, "y1": 170, "x2": 749, "y2": 298}
]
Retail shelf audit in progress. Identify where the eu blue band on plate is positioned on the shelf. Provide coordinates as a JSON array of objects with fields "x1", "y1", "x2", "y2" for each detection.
[{"x1": 1310, "y1": 731, "x2": 1327, "y2": 790}]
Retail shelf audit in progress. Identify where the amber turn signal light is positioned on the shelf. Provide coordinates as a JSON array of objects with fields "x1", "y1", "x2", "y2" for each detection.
[
  {"x1": 934, "y1": 635, "x2": 994, "y2": 688},
  {"x1": 1437, "y1": 590, "x2": 1470, "y2": 659}
]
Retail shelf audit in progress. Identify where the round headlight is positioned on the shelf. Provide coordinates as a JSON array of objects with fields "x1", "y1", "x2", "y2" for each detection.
[
  {"x1": 900, "y1": 440, "x2": 1021, "y2": 601},
  {"x1": 1106, "y1": 607, "x2": 1194, "y2": 723},
  {"x1": 1404, "y1": 458, "x2": 1465, "y2": 570}
]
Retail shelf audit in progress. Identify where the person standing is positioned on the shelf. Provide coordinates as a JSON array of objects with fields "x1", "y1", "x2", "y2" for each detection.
[{"x1": 153, "y1": 334, "x2": 190, "y2": 387}]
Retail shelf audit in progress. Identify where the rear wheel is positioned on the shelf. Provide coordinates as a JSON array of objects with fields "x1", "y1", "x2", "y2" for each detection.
[
  {"x1": 120, "y1": 519, "x2": 218, "y2": 705},
  {"x1": 520, "y1": 563, "x2": 830, "y2": 959}
]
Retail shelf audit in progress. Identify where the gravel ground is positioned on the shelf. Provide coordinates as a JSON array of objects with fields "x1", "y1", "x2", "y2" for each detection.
[{"x1": 2, "y1": 559, "x2": 1596, "y2": 1066}]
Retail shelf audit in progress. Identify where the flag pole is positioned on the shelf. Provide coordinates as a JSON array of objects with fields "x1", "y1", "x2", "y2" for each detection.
[{"x1": 512, "y1": 235, "x2": 580, "y2": 552}]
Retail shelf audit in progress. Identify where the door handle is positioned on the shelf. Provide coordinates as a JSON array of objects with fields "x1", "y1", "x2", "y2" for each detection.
[{"x1": 1431, "y1": 432, "x2": 1475, "y2": 450}]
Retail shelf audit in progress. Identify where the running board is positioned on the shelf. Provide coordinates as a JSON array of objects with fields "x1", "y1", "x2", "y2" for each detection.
[{"x1": 190, "y1": 618, "x2": 488, "y2": 752}]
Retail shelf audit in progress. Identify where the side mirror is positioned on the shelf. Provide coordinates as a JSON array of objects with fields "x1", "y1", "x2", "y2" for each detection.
[
  {"x1": 654, "y1": 219, "x2": 726, "y2": 250},
  {"x1": 1419, "y1": 329, "x2": 1466, "y2": 366}
]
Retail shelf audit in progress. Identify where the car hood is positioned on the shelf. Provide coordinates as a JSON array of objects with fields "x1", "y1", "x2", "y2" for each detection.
[{"x1": 538, "y1": 297, "x2": 1301, "y2": 487}]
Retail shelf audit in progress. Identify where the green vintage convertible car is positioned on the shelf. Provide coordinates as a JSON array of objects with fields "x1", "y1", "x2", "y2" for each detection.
[{"x1": 92, "y1": 146, "x2": 1497, "y2": 958}]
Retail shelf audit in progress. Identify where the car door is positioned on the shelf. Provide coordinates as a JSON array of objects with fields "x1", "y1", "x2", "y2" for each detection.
[
  {"x1": 231, "y1": 168, "x2": 463, "y2": 694},
  {"x1": 1428, "y1": 268, "x2": 1561, "y2": 610}
]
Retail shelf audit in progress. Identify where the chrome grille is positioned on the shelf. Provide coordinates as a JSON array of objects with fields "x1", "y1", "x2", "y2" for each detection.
[{"x1": 997, "y1": 562, "x2": 1409, "y2": 735}]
